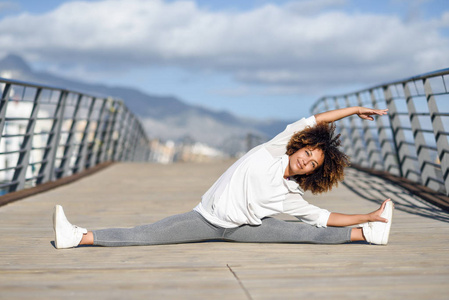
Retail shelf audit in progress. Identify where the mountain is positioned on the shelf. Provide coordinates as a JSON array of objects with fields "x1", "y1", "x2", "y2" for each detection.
[
  {"x1": 0, "y1": 54, "x2": 290, "y2": 152},
  {"x1": 0, "y1": 54, "x2": 32, "y2": 73}
]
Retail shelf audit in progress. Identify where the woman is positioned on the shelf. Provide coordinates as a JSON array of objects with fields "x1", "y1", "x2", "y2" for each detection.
[{"x1": 53, "y1": 106, "x2": 393, "y2": 249}]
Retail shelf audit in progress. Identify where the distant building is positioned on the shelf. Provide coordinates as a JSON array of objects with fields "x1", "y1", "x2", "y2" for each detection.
[
  {"x1": 148, "y1": 138, "x2": 227, "y2": 164},
  {"x1": 0, "y1": 101, "x2": 51, "y2": 186}
]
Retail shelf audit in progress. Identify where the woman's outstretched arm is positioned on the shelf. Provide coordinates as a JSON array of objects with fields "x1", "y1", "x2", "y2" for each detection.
[
  {"x1": 327, "y1": 199, "x2": 392, "y2": 227},
  {"x1": 314, "y1": 106, "x2": 388, "y2": 123}
]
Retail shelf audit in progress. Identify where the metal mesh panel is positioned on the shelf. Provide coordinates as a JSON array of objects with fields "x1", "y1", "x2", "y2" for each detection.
[
  {"x1": 0, "y1": 78, "x2": 150, "y2": 195},
  {"x1": 311, "y1": 68, "x2": 449, "y2": 196}
]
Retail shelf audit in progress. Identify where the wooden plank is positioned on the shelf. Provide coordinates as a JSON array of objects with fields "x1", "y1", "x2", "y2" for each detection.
[{"x1": 0, "y1": 162, "x2": 449, "y2": 299}]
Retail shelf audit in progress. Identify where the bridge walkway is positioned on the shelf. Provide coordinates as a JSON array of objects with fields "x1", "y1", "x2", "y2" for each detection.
[{"x1": 1, "y1": 162, "x2": 449, "y2": 299}]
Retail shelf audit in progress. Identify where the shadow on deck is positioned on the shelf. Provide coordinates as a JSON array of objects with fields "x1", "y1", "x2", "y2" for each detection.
[{"x1": 342, "y1": 168, "x2": 449, "y2": 224}]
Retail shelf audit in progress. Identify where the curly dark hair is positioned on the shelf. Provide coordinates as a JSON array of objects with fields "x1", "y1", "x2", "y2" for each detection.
[{"x1": 286, "y1": 122, "x2": 350, "y2": 194}]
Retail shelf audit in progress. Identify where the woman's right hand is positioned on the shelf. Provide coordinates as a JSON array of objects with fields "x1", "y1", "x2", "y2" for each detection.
[
  {"x1": 315, "y1": 106, "x2": 388, "y2": 123},
  {"x1": 357, "y1": 107, "x2": 388, "y2": 121}
]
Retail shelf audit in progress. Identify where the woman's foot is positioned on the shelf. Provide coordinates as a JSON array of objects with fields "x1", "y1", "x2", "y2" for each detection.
[
  {"x1": 362, "y1": 201, "x2": 394, "y2": 245},
  {"x1": 53, "y1": 205, "x2": 87, "y2": 249}
]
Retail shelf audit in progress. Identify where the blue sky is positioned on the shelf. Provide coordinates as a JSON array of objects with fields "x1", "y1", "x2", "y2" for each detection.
[{"x1": 0, "y1": 0, "x2": 448, "y2": 120}]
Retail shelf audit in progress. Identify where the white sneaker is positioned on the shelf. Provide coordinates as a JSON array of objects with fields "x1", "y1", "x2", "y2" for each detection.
[
  {"x1": 362, "y1": 201, "x2": 394, "y2": 245},
  {"x1": 53, "y1": 205, "x2": 87, "y2": 249}
]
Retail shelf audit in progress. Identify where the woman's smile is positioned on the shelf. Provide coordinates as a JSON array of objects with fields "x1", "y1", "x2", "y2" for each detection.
[
  {"x1": 297, "y1": 159, "x2": 302, "y2": 170},
  {"x1": 285, "y1": 147, "x2": 325, "y2": 178}
]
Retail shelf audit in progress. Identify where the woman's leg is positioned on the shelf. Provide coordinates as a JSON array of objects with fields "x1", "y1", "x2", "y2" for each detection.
[
  {"x1": 224, "y1": 217, "x2": 352, "y2": 244},
  {"x1": 351, "y1": 228, "x2": 365, "y2": 241},
  {"x1": 90, "y1": 211, "x2": 224, "y2": 247}
]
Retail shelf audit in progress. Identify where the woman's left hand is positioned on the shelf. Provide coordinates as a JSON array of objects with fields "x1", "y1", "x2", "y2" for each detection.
[{"x1": 367, "y1": 198, "x2": 392, "y2": 223}]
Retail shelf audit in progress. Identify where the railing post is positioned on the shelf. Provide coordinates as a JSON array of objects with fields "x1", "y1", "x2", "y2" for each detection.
[
  {"x1": 0, "y1": 83, "x2": 12, "y2": 145},
  {"x1": 10, "y1": 88, "x2": 42, "y2": 191},
  {"x1": 332, "y1": 97, "x2": 355, "y2": 159},
  {"x1": 113, "y1": 103, "x2": 128, "y2": 161},
  {"x1": 110, "y1": 102, "x2": 121, "y2": 162},
  {"x1": 345, "y1": 95, "x2": 368, "y2": 166},
  {"x1": 129, "y1": 119, "x2": 139, "y2": 162},
  {"x1": 37, "y1": 90, "x2": 68, "y2": 183},
  {"x1": 357, "y1": 93, "x2": 382, "y2": 169},
  {"x1": 383, "y1": 85, "x2": 409, "y2": 177},
  {"x1": 102, "y1": 99, "x2": 119, "y2": 162},
  {"x1": 60, "y1": 94, "x2": 83, "y2": 177},
  {"x1": 74, "y1": 97, "x2": 96, "y2": 173},
  {"x1": 370, "y1": 89, "x2": 394, "y2": 172},
  {"x1": 135, "y1": 125, "x2": 147, "y2": 162},
  {"x1": 89, "y1": 98, "x2": 107, "y2": 168},
  {"x1": 96, "y1": 99, "x2": 111, "y2": 164},
  {"x1": 424, "y1": 78, "x2": 449, "y2": 195},
  {"x1": 403, "y1": 82, "x2": 440, "y2": 191},
  {"x1": 123, "y1": 113, "x2": 136, "y2": 161}
]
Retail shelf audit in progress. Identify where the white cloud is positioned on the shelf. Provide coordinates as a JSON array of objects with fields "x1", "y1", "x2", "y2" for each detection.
[
  {"x1": 0, "y1": 0, "x2": 448, "y2": 95},
  {"x1": 441, "y1": 11, "x2": 449, "y2": 25}
]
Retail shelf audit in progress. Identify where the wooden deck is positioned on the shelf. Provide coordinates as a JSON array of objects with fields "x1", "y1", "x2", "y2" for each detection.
[{"x1": 1, "y1": 162, "x2": 449, "y2": 299}]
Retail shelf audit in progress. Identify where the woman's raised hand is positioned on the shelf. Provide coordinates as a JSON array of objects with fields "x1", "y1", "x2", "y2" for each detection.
[
  {"x1": 315, "y1": 106, "x2": 388, "y2": 123},
  {"x1": 357, "y1": 107, "x2": 388, "y2": 121}
]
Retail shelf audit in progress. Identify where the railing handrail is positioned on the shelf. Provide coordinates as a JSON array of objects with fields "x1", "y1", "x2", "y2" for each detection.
[
  {"x1": 311, "y1": 67, "x2": 449, "y2": 112},
  {"x1": 0, "y1": 77, "x2": 150, "y2": 195},
  {"x1": 310, "y1": 68, "x2": 449, "y2": 197},
  {"x1": 0, "y1": 76, "x2": 125, "y2": 104}
]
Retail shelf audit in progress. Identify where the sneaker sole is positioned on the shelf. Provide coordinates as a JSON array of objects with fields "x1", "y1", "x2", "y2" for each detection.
[
  {"x1": 53, "y1": 205, "x2": 61, "y2": 249},
  {"x1": 381, "y1": 201, "x2": 394, "y2": 245}
]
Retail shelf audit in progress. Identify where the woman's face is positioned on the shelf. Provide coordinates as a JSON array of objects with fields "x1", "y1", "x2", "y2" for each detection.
[{"x1": 287, "y1": 147, "x2": 324, "y2": 177}]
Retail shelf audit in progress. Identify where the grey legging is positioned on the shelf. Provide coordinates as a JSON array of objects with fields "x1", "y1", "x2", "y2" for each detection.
[{"x1": 92, "y1": 211, "x2": 352, "y2": 247}]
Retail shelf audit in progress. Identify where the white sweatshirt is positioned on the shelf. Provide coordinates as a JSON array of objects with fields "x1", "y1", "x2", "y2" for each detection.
[{"x1": 194, "y1": 116, "x2": 331, "y2": 228}]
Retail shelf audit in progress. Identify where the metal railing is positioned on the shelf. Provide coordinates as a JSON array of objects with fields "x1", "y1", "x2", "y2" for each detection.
[
  {"x1": 311, "y1": 68, "x2": 449, "y2": 196},
  {"x1": 0, "y1": 77, "x2": 150, "y2": 194}
]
